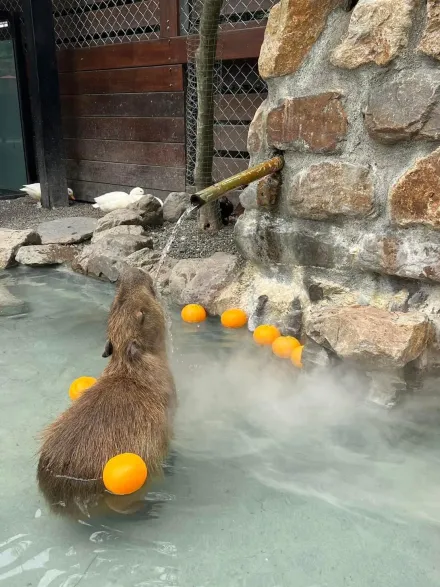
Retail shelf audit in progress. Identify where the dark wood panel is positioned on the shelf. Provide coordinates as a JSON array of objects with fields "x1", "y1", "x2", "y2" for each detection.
[
  {"x1": 213, "y1": 157, "x2": 249, "y2": 182},
  {"x1": 69, "y1": 180, "x2": 170, "y2": 203},
  {"x1": 160, "y1": 0, "x2": 179, "y2": 37},
  {"x1": 54, "y1": 2, "x2": 160, "y2": 41},
  {"x1": 61, "y1": 92, "x2": 184, "y2": 118},
  {"x1": 214, "y1": 125, "x2": 249, "y2": 152},
  {"x1": 215, "y1": 94, "x2": 266, "y2": 121},
  {"x1": 59, "y1": 65, "x2": 183, "y2": 95},
  {"x1": 62, "y1": 117, "x2": 184, "y2": 142},
  {"x1": 57, "y1": 28, "x2": 266, "y2": 72},
  {"x1": 65, "y1": 159, "x2": 185, "y2": 191},
  {"x1": 64, "y1": 138, "x2": 185, "y2": 167}
]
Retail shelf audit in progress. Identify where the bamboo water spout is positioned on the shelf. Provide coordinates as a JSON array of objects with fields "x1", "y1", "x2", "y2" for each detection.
[{"x1": 190, "y1": 155, "x2": 284, "y2": 209}]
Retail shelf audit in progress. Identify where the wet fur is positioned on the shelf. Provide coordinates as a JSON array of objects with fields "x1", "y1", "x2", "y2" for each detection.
[{"x1": 37, "y1": 267, "x2": 176, "y2": 510}]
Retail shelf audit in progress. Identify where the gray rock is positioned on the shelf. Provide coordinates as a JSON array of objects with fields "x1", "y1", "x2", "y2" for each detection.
[
  {"x1": 235, "y1": 210, "x2": 351, "y2": 270},
  {"x1": 0, "y1": 285, "x2": 27, "y2": 316},
  {"x1": 331, "y1": 0, "x2": 416, "y2": 69},
  {"x1": 37, "y1": 217, "x2": 97, "y2": 245},
  {"x1": 0, "y1": 229, "x2": 41, "y2": 269},
  {"x1": 169, "y1": 252, "x2": 239, "y2": 312},
  {"x1": 248, "y1": 294, "x2": 269, "y2": 331},
  {"x1": 364, "y1": 70, "x2": 440, "y2": 143},
  {"x1": 419, "y1": 0, "x2": 440, "y2": 61},
  {"x1": 288, "y1": 161, "x2": 375, "y2": 220},
  {"x1": 91, "y1": 225, "x2": 147, "y2": 243},
  {"x1": 16, "y1": 244, "x2": 78, "y2": 266},
  {"x1": 239, "y1": 184, "x2": 258, "y2": 210},
  {"x1": 302, "y1": 337, "x2": 333, "y2": 370},
  {"x1": 75, "y1": 234, "x2": 153, "y2": 281},
  {"x1": 357, "y1": 233, "x2": 440, "y2": 283},
  {"x1": 282, "y1": 297, "x2": 303, "y2": 338},
  {"x1": 128, "y1": 194, "x2": 163, "y2": 227},
  {"x1": 366, "y1": 368, "x2": 407, "y2": 408},
  {"x1": 94, "y1": 209, "x2": 142, "y2": 234},
  {"x1": 163, "y1": 192, "x2": 190, "y2": 223},
  {"x1": 305, "y1": 305, "x2": 431, "y2": 369},
  {"x1": 126, "y1": 249, "x2": 178, "y2": 291}
]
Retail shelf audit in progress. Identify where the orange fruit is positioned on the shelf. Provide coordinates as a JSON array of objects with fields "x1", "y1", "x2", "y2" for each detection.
[
  {"x1": 221, "y1": 308, "x2": 248, "y2": 329},
  {"x1": 291, "y1": 345, "x2": 304, "y2": 369},
  {"x1": 272, "y1": 336, "x2": 301, "y2": 359},
  {"x1": 103, "y1": 453, "x2": 148, "y2": 496},
  {"x1": 69, "y1": 376, "x2": 97, "y2": 401},
  {"x1": 181, "y1": 304, "x2": 207, "y2": 324},
  {"x1": 253, "y1": 325, "x2": 281, "y2": 346}
]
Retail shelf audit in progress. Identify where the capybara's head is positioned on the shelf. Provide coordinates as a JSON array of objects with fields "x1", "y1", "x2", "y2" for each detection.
[{"x1": 104, "y1": 267, "x2": 166, "y2": 362}]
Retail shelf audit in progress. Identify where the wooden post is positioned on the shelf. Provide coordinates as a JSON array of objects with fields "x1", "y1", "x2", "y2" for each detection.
[
  {"x1": 22, "y1": 0, "x2": 68, "y2": 208},
  {"x1": 160, "y1": 0, "x2": 180, "y2": 38}
]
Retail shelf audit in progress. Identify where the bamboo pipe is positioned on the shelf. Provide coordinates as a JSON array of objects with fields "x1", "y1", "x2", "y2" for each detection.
[{"x1": 190, "y1": 155, "x2": 284, "y2": 209}]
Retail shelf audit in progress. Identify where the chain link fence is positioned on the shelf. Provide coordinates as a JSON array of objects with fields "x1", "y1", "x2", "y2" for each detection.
[
  {"x1": 0, "y1": 1, "x2": 160, "y2": 48},
  {"x1": 182, "y1": 0, "x2": 275, "y2": 191},
  {"x1": 0, "y1": 0, "x2": 22, "y2": 41},
  {"x1": 52, "y1": 0, "x2": 161, "y2": 49}
]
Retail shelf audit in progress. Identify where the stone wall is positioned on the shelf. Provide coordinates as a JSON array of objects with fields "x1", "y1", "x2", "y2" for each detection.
[{"x1": 235, "y1": 0, "x2": 440, "y2": 399}]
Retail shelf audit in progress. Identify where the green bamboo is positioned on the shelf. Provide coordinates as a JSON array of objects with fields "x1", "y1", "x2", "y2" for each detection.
[{"x1": 190, "y1": 155, "x2": 284, "y2": 208}]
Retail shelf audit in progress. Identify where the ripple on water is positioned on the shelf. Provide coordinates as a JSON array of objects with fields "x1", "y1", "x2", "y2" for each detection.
[{"x1": 1, "y1": 268, "x2": 440, "y2": 587}]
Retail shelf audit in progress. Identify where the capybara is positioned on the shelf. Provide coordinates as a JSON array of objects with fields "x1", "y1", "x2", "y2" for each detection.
[{"x1": 37, "y1": 267, "x2": 176, "y2": 512}]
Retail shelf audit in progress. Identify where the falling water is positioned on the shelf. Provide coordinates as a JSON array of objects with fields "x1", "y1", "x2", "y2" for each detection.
[
  {"x1": 153, "y1": 205, "x2": 196, "y2": 285},
  {"x1": 154, "y1": 205, "x2": 197, "y2": 356}
]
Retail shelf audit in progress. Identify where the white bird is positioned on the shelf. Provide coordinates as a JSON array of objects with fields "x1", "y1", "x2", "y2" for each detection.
[
  {"x1": 20, "y1": 183, "x2": 75, "y2": 207},
  {"x1": 92, "y1": 188, "x2": 163, "y2": 213}
]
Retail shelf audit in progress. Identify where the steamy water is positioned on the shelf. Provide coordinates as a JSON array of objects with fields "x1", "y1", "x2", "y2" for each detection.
[{"x1": 1, "y1": 267, "x2": 440, "y2": 586}]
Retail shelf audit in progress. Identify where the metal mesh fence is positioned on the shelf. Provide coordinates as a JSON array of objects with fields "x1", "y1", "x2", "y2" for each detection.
[
  {"x1": 183, "y1": 0, "x2": 274, "y2": 190},
  {"x1": 52, "y1": 0, "x2": 161, "y2": 49},
  {"x1": 0, "y1": 0, "x2": 22, "y2": 41}
]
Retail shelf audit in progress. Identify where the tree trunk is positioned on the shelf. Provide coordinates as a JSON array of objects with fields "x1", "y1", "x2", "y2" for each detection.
[{"x1": 194, "y1": 0, "x2": 224, "y2": 232}]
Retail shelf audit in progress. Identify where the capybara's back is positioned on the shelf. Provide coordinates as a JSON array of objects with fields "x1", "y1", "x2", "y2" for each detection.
[{"x1": 37, "y1": 267, "x2": 176, "y2": 511}]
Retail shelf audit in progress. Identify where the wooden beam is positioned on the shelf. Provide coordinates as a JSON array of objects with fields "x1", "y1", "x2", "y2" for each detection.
[
  {"x1": 57, "y1": 27, "x2": 266, "y2": 73},
  {"x1": 160, "y1": 0, "x2": 180, "y2": 38},
  {"x1": 65, "y1": 159, "x2": 185, "y2": 192},
  {"x1": 22, "y1": 0, "x2": 68, "y2": 208},
  {"x1": 62, "y1": 117, "x2": 185, "y2": 142},
  {"x1": 61, "y1": 92, "x2": 184, "y2": 118},
  {"x1": 59, "y1": 65, "x2": 184, "y2": 95},
  {"x1": 64, "y1": 139, "x2": 185, "y2": 167}
]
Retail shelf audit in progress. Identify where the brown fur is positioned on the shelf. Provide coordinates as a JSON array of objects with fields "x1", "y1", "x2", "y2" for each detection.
[{"x1": 37, "y1": 267, "x2": 176, "y2": 512}]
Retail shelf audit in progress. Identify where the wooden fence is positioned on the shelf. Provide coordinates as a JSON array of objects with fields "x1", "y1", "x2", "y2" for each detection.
[{"x1": 56, "y1": 0, "x2": 270, "y2": 202}]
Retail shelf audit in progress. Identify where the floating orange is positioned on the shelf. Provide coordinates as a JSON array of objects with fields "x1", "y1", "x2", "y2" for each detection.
[
  {"x1": 181, "y1": 304, "x2": 207, "y2": 324},
  {"x1": 253, "y1": 324, "x2": 281, "y2": 346},
  {"x1": 221, "y1": 308, "x2": 248, "y2": 329},
  {"x1": 291, "y1": 345, "x2": 304, "y2": 369},
  {"x1": 103, "y1": 453, "x2": 148, "y2": 496},
  {"x1": 69, "y1": 376, "x2": 97, "y2": 401},
  {"x1": 272, "y1": 336, "x2": 301, "y2": 359}
]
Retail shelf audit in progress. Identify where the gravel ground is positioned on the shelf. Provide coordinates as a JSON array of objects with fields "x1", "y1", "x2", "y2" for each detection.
[
  {"x1": 148, "y1": 216, "x2": 238, "y2": 258},
  {"x1": 0, "y1": 197, "x2": 103, "y2": 230},
  {"x1": 0, "y1": 196, "x2": 238, "y2": 259}
]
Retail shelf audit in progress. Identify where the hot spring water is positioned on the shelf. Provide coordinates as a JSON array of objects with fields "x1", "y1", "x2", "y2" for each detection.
[{"x1": 1, "y1": 267, "x2": 440, "y2": 586}]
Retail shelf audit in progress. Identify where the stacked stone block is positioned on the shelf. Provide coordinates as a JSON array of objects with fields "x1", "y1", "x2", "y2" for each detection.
[{"x1": 236, "y1": 0, "x2": 440, "y2": 393}]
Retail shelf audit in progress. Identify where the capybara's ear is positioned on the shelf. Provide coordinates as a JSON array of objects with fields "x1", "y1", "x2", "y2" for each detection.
[
  {"x1": 102, "y1": 340, "x2": 113, "y2": 358},
  {"x1": 127, "y1": 340, "x2": 141, "y2": 361},
  {"x1": 135, "y1": 310, "x2": 145, "y2": 324}
]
